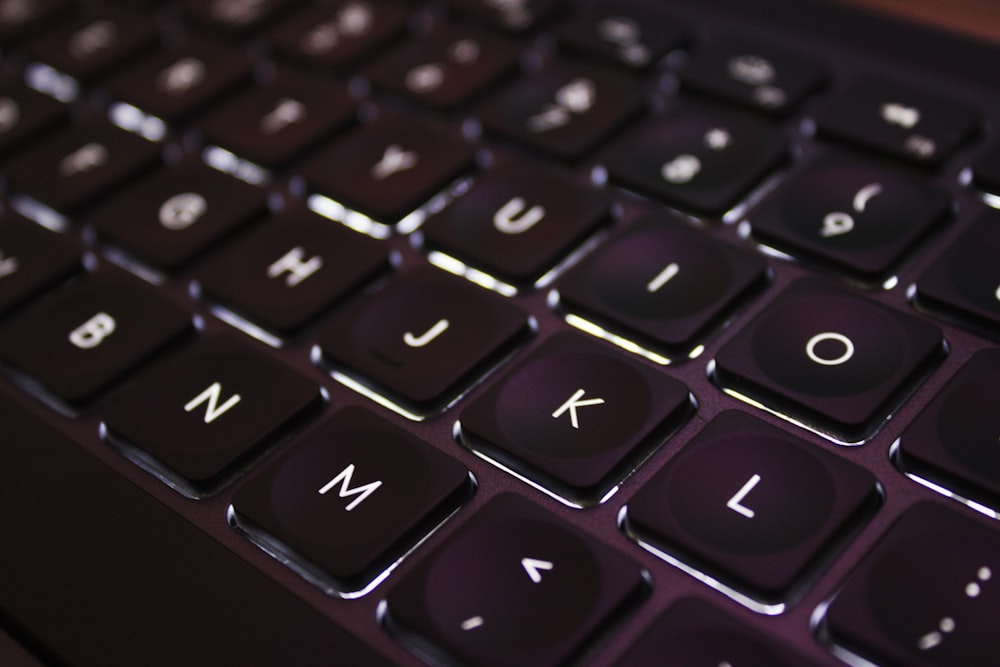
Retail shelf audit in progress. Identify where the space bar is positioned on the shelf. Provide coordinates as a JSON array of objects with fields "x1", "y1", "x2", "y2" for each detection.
[{"x1": 0, "y1": 397, "x2": 391, "y2": 667}]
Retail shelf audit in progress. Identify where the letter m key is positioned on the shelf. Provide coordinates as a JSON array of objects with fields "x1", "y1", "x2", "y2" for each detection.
[{"x1": 318, "y1": 464, "x2": 382, "y2": 511}]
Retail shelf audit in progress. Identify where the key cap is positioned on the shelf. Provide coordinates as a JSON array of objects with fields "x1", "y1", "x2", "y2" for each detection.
[
  {"x1": 232, "y1": 406, "x2": 471, "y2": 593},
  {"x1": 420, "y1": 160, "x2": 610, "y2": 287},
  {"x1": 970, "y1": 139, "x2": 1000, "y2": 194},
  {"x1": 1, "y1": 118, "x2": 161, "y2": 213},
  {"x1": 384, "y1": 493, "x2": 647, "y2": 667},
  {"x1": 0, "y1": 0, "x2": 69, "y2": 43},
  {"x1": 0, "y1": 81, "x2": 66, "y2": 156},
  {"x1": 0, "y1": 397, "x2": 394, "y2": 667},
  {"x1": 813, "y1": 78, "x2": 979, "y2": 167},
  {"x1": 824, "y1": 502, "x2": 1000, "y2": 667},
  {"x1": 556, "y1": 216, "x2": 767, "y2": 356},
  {"x1": 613, "y1": 597, "x2": 813, "y2": 666},
  {"x1": 626, "y1": 411, "x2": 878, "y2": 602},
  {"x1": 23, "y1": 9, "x2": 159, "y2": 83},
  {"x1": 90, "y1": 159, "x2": 268, "y2": 272},
  {"x1": 199, "y1": 68, "x2": 355, "y2": 169},
  {"x1": 477, "y1": 60, "x2": 644, "y2": 160},
  {"x1": 103, "y1": 334, "x2": 322, "y2": 494},
  {"x1": 0, "y1": 269, "x2": 193, "y2": 406},
  {"x1": 106, "y1": 34, "x2": 252, "y2": 124},
  {"x1": 179, "y1": 0, "x2": 295, "y2": 34},
  {"x1": 195, "y1": 207, "x2": 390, "y2": 334},
  {"x1": 449, "y1": 0, "x2": 562, "y2": 32},
  {"x1": 556, "y1": 0, "x2": 684, "y2": 70},
  {"x1": 270, "y1": 1, "x2": 409, "y2": 71},
  {"x1": 749, "y1": 154, "x2": 951, "y2": 281},
  {"x1": 712, "y1": 278, "x2": 944, "y2": 442},
  {"x1": 0, "y1": 210, "x2": 81, "y2": 316},
  {"x1": 459, "y1": 331, "x2": 691, "y2": 504},
  {"x1": 602, "y1": 102, "x2": 787, "y2": 214},
  {"x1": 897, "y1": 349, "x2": 1000, "y2": 509},
  {"x1": 317, "y1": 267, "x2": 531, "y2": 415},
  {"x1": 366, "y1": 22, "x2": 519, "y2": 110},
  {"x1": 915, "y1": 209, "x2": 1000, "y2": 337},
  {"x1": 301, "y1": 109, "x2": 476, "y2": 224},
  {"x1": 679, "y1": 37, "x2": 826, "y2": 115}
]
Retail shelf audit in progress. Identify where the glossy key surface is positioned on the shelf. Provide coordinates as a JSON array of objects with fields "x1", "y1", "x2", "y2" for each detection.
[
  {"x1": 0, "y1": 269, "x2": 193, "y2": 405},
  {"x1": 897, "y1": 349, "x2": 1000, "y2": 510},
  {"x1": 385, "y1": 493, "x2": 646, "y2": 667},
  {"x1": 713, "y1": 277, "x2": 944, "y2": 442},
  {"x1": 460, "y1": 331, "x2": 692, "y2": 504},
  {"x1": 232, "y1": 407, "x2": 471, "y2": 592},
  {"x1": 317, "y1": 267, "x2": 531, "y2": 414},
  {"x1": 626, "y1": 411, "x2": 878, "y2": 602},
  {"x1": 557, "y1": 216, "x2": 767, "y2": 356},
  {"x1": 103, "y1": 334, "x2": 322, "y2": 493},
  {"x1": 825, "y1": 502, "x2": 1000, "y2": 667}
]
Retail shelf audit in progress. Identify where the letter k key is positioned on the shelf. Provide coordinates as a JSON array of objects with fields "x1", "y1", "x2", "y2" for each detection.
[{"x1": 552, "y1": 388, "x2": 605, "y2": 429}]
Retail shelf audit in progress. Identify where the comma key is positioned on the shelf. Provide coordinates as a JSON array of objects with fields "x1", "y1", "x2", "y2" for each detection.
[
  {"x1": 713, "y1": 277, "x2": 944, "y2": 442},
  {"x1": 824, "y1": 503, "x2": 1000, "y2": 666},
  {"x1": 384, "y1": 494, "x2": 646, "y2": 667}
]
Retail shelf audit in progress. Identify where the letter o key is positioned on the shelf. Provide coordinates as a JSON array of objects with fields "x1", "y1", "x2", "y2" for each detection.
[{"x1": 806, "y1": 332, "x2": 855, "y2": 366}]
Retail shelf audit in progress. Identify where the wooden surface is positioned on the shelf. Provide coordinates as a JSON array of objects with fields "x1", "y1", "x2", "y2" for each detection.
[{"x1": 839, "y1": 0, "x2": 1000, "y2": 42}]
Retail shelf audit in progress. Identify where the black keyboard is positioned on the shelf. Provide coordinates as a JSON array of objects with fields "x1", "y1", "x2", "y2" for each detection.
[{"x1": 1, "y1": 1, "x2": 1000, "y2": 665}]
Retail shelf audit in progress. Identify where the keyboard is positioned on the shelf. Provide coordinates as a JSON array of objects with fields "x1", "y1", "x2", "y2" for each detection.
[{"x1": 1, "y1": 0, "x2": 999, "y2": 665}]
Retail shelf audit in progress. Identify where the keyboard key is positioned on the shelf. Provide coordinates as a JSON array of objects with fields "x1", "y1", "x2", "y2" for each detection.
[
  {"x1": 301, "y1": 109, "x2": 476, "y2": 224},
  {"x1": 813, "y1": 78, "x2": 979, "y2": 167},
  {"x1": 366, "y1": 22, "x2": 520, "y2": 110},
  {"x1": 198, "y1": 67, "x2": 355, "y2": 169},
  {"x1": 0, "y1": 0, "x2": 68, "y2": 43},
  {"x1": 196, "y1": 207, "x2": 390, "y2": 334},
  {"x1": 103, "y1": 334, "x2": 322, "y2": 494},
  {"x1": 680, "y1": 37, "x2": 826, "y2": 115},
  {"x1": 0, "y1": 81, "x2": 66, "y2": 156},
  {"x1": 897, "y1": 349, "x2": 1000, "y2": 509},
  {"x1": 626, "y1": 411, "x2": 878, "y2": 602},
  {"x1": 0, "y1": 211, "x2": 81, "y2": 316},
  {"x1": 556, "y1": 0, "x2": 684, "y2": 70},
  {"x1": 824, "y1": 502, "x2": 1000, "y2": 666},
  {"x1": 613, "y1": 597, "x2": 812, "y2": 666},
  {"x1": 106, "y1": 34, "x2": 252, "y2": 123},
  {"x1": 231, "y1": 406, "x2": 471, "y2": 592},
  {"x1": 179, "y1": 0, "x2": 295, "y2": 34},
  {"x1": 317, "y1": 267, "x2": 531, "y2": 415},
  {"x1": 90, "y1": 159, "x2": 268, "y2": 272},
  {"x1": 713, "y1": 278, "x2": 944, "y2": 442},
  {"x1": 556, "y1": 216, "x2": 767, "y2": 356},
  {"x1": 23, "y1": 9, "x2": 159, "y2": 83},
  {"x1": 459, "y1": 331, "x2": 691, "y2": 504},
  {"x1": 602, "y1": 102, "x2": 787, "y2": 214},
  {"x1": 270, "y1": 1, "x2": 409, "y2": 71},
  {"x1": 384, "y1": 493, "x2": 646, "y2": 667},
  {"x1": 0, "y1": 269, "x2": 193, "y2": 405},
  {"x1": 449, "y1": 0, "x2": 561, "y2": 32},
  {"x1": 749, "y1": 154, "x2": 951, "y2": 281},
  {"x1": 1, "y1": 118, "x2": 161, "y2": 213},
  {"x1": 0, "y1": 397, "x2": 395, "y2": 667},
  {"x1": 970, "y1": 139, "x2": 1000, "y2": 194},
  {"x1": 915, "y1": 209, "x2": 1000, "y2": 337},
  {"x1": 477, "y1": 60, "x2": 644, "y2": 160},
  {"x1": 420, "y1": 160, "x2": 610, "y2": 287}
]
